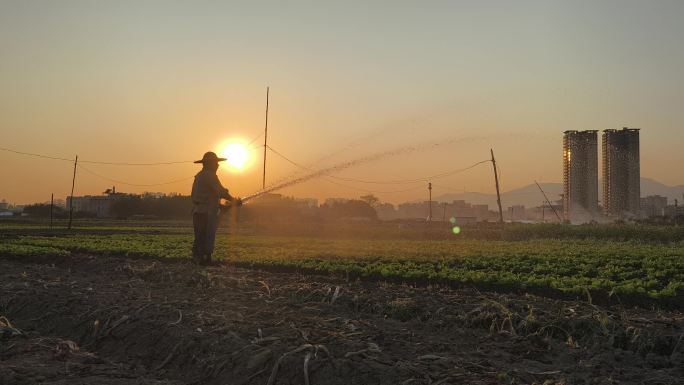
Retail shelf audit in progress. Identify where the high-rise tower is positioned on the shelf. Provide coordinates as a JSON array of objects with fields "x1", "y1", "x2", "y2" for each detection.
[
  {"x1": 602, "y1": 128, "x2": 640, "y2": 218},
  {"x1": 563, "y1": 130, "x2": 599, "y2": 222}
]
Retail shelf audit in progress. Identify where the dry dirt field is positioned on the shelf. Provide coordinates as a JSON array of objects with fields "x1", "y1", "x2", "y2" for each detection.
[{"x1": 1, "y1": 252, "x2": 683, "y2": 385}]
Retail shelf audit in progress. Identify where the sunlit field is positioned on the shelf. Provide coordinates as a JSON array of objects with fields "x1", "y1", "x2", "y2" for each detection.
[{"x1": 3, "y1": 221, "x2": 682, "y2": 307}]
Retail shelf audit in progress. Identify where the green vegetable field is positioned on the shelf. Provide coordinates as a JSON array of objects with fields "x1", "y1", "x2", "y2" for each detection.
[{"x1": 2, "y1": 223, "x2": 682, "y2": 306}]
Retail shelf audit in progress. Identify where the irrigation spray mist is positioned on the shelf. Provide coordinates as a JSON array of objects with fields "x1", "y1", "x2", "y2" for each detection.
[{"x1": 242, "y1": 136, "x2": 485, "y2": 202}]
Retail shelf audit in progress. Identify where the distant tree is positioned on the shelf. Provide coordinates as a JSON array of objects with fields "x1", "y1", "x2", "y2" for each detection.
[
  {"x1": 359, "y1": 194, "x2": 380, "y2": 208},
  {"x1": 23, "y1": 204, "x2": 66, "y2": 218},
  {"x1": 321, "y1": 199, "x2": 378, "y2": 220},
  {"x1": 110, "y1": 195, "x2": 192, "y2": 219},
  {"x1": 74, "y1": 210, "x2": 97, "y2": 219},
  {"x1": 110, "y1": 196, "x2": 145, "y2": 219}
]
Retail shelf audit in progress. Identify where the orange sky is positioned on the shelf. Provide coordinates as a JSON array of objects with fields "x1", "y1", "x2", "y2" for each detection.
[{"x1": 2, "y1": 1, "x2": 683, "y2": 205}]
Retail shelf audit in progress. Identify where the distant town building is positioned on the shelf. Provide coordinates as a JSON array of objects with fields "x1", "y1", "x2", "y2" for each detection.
[
  {"x1": 392, "y1": 200, "x2": 495, "y2": 222},
  {"x1": 293, "y1": 197, "x2": 318, "y2": 209},
  {"x1": 563, "y1": 130, "x2": 599, "y2": 222},
  {"x1": 471, "y1": 204, "x2": 491, "y2": 221},
  {"x1": 602, "y1": 128, "x2": 640, "y2": 218},
  {"x1": 508, "y1": 205, "x2": 526, "y2": 221},
  {"x1": 0, "y1": 199, "x2": 11, "y2": 217},
  {"x1": 664, "y1": 202, "x2": 684, "y2": 218},
  {"x1": 450, "y1": 216, "x2": 477, "y2": 225},
  {"x1": 397, "y1": 201, "x2": 430, "y2": 220},
  {"x1": 527, "y1": 204, "x2": 562, "y2": 223},
  {"x1": 323, "y1": 198, "x2": 350, "y2": 206},
  {"x1": 65, "y1": 186, "x2": 128, "y2": 218},
  {"x1": 641, "y1": 195, "x2": 667, "y2": 218}
]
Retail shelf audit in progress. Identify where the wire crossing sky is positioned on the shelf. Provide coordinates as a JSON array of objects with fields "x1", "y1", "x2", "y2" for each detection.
[{"x1": 1, "y1": 1, "x2": 683, "y2": 204}]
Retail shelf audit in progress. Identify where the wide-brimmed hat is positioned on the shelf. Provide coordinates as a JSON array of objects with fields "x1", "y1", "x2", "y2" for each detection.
[{"x1": 194, "y1": 151, "x2": 227, "y2": 164}]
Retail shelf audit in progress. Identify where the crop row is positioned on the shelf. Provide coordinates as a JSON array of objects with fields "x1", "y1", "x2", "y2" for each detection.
[{"x1": 2, "y1": 233, "x2": 683, "y2": 305}]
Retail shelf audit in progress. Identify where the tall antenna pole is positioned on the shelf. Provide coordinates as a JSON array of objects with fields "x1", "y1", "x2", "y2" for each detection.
[
  {"x1": 490, "y1": 149, "x2": 504, "y2": 223},
  {"x1": 428, "y1": 182, "x2": 432, "y2": 222},
  {"x1": 535, "y1": 180, "x2": 561, "y2": 222},
  {"x1": 50, "y1": 193, "x2": 54, "y2": 230},
  {"x1": 68, "y1": 155, "x2": 78, "y2": 230},
  {"x1": 262, "y1": 86, "x2": 269, "y2": 190}
]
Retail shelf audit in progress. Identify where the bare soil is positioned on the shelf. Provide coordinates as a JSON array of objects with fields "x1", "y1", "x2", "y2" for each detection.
[{"x1": 1, "y1": 253, "x2": 682, "y2": 385}]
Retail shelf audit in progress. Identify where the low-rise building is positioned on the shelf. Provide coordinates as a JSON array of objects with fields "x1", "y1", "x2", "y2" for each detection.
[
  {"x1": 664, "y1": 203, "x2": 684, "y2": 218},
  {"x1": 508, "y1": 205, "x2": 526, "y2": 221},
  {"x1": 65, "y1": 187, "x2": 128, "y2": 218},
  {"x1": 641, "y1": 195, "x2": 668, "y2": 218}
]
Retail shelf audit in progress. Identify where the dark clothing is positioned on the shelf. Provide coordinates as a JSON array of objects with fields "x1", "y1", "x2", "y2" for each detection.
[
  {"x1": 191, "y1": 169, "x2": 232, "y2": 214},
  {"x1": 192, "y1": 213, "x2": 208, "y2": 261},
  {"x1": 191, "y1": 168, "x2": 233, "y2": 263}
]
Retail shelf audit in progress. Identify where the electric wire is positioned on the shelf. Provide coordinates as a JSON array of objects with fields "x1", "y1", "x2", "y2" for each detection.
[
  {"x1": 260, "y1": 146, "x2": 425, "y2": 194},
  {"x1": 3, "y1": 143, "x2": 495, "y2": 197},
  {"x1": 0, "y1": 146, "x2": 194, "y2": 166},
  {"x1": 246, "y1": 132, "x2": 263, "y2": 147},
  {"x1": 239, "y1": 145, "x2": 492, "y2": 199},
  {"x1": 267, "y1": 145, "x2": 491, "y2": 185},
  {"x1": 0, "y1": 146, "x2": 74, "y2": 162},
  {"x1": 77, "y1": 164, "x2": 195, "y2": 187},
  {"x1": 431, "y1": 183, "x2": 545, "y2": 196},
  {"x1": 319, "y1": 177, "x2": 426, "y2": 194},
  {"x1": 79, "y1": 159, "x2": 193, "y2": 166}
]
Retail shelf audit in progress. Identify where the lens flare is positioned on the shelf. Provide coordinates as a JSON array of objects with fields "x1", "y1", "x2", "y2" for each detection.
[
  {"x1": 452, "y1": 226, "x2": 461, "y2": 235},
  {"x1": 218, "y1": 141, "x2": 251, "y2": 171}
]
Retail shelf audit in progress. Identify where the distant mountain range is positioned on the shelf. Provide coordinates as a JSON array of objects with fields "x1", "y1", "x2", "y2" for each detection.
[{"x1": 432, "y1": 178, "x2": 684, "y2": 208}]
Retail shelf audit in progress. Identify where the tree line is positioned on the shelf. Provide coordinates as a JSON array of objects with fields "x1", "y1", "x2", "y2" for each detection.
[{"x1": 21, "y1": 194, "x2": 378, "y2": 221}]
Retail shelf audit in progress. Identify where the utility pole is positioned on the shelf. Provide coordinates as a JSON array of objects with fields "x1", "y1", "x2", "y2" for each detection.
[
  {"x1": 541, "y1": 201, "x2": 545, "y2": 222},
  {"x1": 535, "y1": 180, "x2": 561, "y2": 222},
  {"x1": 428, "y1": 182, "x2": 432, "y2": 222},
  {"x1": 68, "y1": 155, "x2": 78, "y2": 230},
  {"x1": 50, "y1": 193, "x2": 54, "y2": 230},
  {"x1": 490, "y1": 149, "x2": 504, "y2": 223},
  {"x1": 262, "y1": 86, "x2": 269, "y2": 190}
]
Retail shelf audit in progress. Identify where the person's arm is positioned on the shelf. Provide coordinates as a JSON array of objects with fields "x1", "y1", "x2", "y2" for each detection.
[{"x1": 210, "y1": 174, "x2": 233, "y2": 200}]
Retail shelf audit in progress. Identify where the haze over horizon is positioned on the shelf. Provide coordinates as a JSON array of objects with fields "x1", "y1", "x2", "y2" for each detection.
[{"x1": 2, "y1": 1, "x2": 683, "y2": 205}]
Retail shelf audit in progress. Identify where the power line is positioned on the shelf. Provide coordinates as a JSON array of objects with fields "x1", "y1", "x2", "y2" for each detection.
[
  {"x1": 77, "y1": 164, "x2": 194, "y2": 187},
  {"x1": 319, "y1": 177, "x2": 426, "y2": 194},
  {"x1": 0, "y1": 146, "x2": 194, "y2": 166},
  {"x1": 431, "y1": 184, "x2": 551, "y2": 196},
  {"x1": 0, "y1": 146, "x2": 74, "y2": 162},
  {"x1": 247, "y1": 131, "x2": 263, "y2": 147},
  {"x1": 80, "y1": 159, "x2": 193, "y2": 166},
  {"x1": 267, "y1": 145, "x2": 490, "y2": 185}
]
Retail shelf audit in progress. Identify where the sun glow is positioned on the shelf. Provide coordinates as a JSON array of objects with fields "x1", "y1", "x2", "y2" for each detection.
[{"x1": 218, "y1": 140, "x2": 252, "y2": 171}]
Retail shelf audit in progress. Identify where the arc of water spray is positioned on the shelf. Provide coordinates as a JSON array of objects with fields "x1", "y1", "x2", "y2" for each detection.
[{"x1": 241, "y1": 136, "x2": 485, "y2": 202}]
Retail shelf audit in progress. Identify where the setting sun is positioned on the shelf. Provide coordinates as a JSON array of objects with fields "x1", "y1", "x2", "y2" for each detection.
[{"x1": 218, "y1": 141, "x2": 251, "y2": 171}]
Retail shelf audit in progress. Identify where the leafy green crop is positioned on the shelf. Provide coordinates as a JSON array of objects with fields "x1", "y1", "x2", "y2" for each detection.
[{"x1": 2, "y1": 230, "x2": 683, "y2": 306}]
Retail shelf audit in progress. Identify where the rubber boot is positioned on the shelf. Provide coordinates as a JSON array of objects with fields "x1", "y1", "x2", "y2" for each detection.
[
  {"x1": 191, "y1": 252, "x2": 203, "y2": 265},
  {"x1": 202, "y1": 253, "x2": 212, "y2": 266}
]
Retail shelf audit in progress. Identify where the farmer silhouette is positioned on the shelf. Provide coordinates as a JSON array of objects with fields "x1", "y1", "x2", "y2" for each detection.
[{"x1": 191, "y1": 151, "x2": 241, "y2": 265}]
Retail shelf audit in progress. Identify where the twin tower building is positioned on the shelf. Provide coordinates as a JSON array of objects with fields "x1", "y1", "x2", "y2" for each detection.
[{"x1": 563, "y1": 128, "x2": 640, "y2": 223}]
